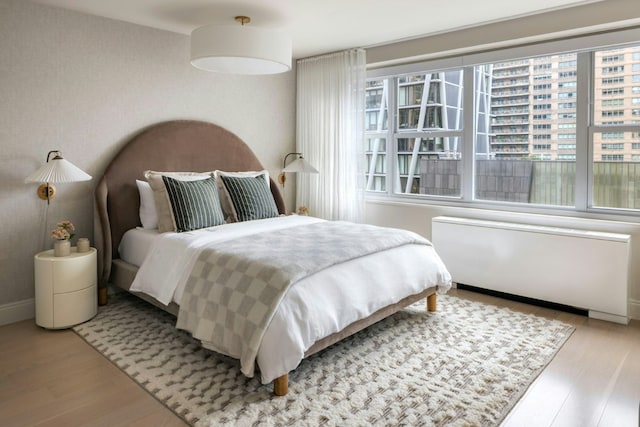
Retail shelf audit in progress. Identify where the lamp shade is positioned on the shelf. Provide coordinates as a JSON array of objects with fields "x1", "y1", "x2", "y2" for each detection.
[
  {"x1": 190, "y1": 24, "x2": 292, "y2": 75},
  {"x1": 25, "y1": 152, "x2": 92, "y2": 183},
  {"x1": 283, "y1": 157, "x2": 319, "y2": 174}
]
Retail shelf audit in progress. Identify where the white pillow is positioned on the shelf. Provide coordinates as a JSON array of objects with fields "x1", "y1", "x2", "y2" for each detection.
[
  {"x1": 136, "y1": 180, "x2": 158, "y2": 229},
  {"x1": 144, "y1": 170, "x2": 214, "y2": 232},
  {"x1": 214, "y1": 170, "x2": 270, "y2": 222}
]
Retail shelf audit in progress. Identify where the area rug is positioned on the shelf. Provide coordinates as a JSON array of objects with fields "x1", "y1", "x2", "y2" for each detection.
[{"x1": 73, "y1": 292, "x2": 574, "y2": 426}]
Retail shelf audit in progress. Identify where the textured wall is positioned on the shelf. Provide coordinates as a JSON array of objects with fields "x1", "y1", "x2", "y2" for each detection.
[{"x1": 0, "y1": 0, "x2": 295, "y2": 308}]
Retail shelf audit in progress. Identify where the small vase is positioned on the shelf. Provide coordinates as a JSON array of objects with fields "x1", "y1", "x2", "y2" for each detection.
[{"x1": 54, "y1": 240, "x2": 71, "y2": 257}]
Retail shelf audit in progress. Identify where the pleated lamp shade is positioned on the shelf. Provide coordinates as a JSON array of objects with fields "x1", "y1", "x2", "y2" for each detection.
[
  {"x1": 25, "y1": 151, "x2": 91, "y2": 202},
  {"x1": 25, "y1": 152, "x2": 91, "y2": 183},
  {"x1": 283, "y1": 157, "x2": 319, "y2": 174}
]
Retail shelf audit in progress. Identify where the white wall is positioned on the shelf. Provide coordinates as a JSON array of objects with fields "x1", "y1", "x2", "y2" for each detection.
[{"x1": 0, "y1": 0, "x2": 296, "y2": 320}]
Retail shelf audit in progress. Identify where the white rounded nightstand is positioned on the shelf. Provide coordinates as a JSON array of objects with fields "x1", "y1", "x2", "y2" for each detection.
[{"x1": 34, "y1": 247, "x2": 97, "y2": 329}]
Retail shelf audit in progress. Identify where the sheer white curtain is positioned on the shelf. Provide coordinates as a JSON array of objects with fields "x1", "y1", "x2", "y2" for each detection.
[{"x1": 295, "y1": 49, "x2": 366, "y2": 222}]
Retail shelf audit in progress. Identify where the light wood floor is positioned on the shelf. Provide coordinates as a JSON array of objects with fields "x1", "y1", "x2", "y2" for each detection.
[{"x1": 0, "y1": 288, "x2": 638, "y2": 427}]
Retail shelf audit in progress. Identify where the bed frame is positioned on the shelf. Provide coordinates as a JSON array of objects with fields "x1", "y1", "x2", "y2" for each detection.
[{"x1": 95, "y1": 119, "x2": 437, "y2": 396}]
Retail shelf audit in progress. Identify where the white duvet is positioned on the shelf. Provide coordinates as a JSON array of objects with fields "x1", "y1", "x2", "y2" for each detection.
[{"x1": 129, "y1": 215, "x2": 452, "y2": 383}]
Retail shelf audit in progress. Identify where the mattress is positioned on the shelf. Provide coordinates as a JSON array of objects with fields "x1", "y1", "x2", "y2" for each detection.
[{"x1": 118, "y1": 227, "x2": 161, "y2": 267}]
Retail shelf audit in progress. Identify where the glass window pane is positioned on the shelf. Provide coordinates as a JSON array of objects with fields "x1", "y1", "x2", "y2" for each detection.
[
  {"x1": 394, "y1": 69, "x2": 464, "y2": 196},
  {"x1": 398, "y1": 71, "x2": 463, "y2": 131},
  {"x1": 593, "y1": 46, "x2": 640, "y2": 125},
  {"x1": 365, "y1": 137, "x2": 387, "y2": 192},
  {"x1": 475, "y1": 55, "x2": 577, "y2": 206},
  {"x1": 592, "y1": 130, "x2": 640, "y2": 209},
  {"x1": 365, "y1": 79, "x2": 388, "y2": 131},
  {"x1": 396, "y1": 137, "x2": 462, "y2": 195},
  {"x1": 591, "y1": 44, "x2": 640, "y2": 210},
  {"x1": 365, "y1": 78, "x2": 389, "y2": 193}
]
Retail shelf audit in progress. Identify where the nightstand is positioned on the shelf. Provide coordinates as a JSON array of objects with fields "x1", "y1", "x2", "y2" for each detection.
[{"x1": 34, "y1": 247, "x2": 97, "y2": 329}]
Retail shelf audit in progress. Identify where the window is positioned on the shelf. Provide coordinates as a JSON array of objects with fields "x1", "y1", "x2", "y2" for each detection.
[
  {"x1": 603, "y1": 66, "x2": 625, "y2": 73},
  {"x1": 602, "y1": 77, "x2": 625, "y2": 85},
  {"x1": 364, "y1": 79, "x2": 389, "y2": 192},
  {"x1": 602, "y1": 88, "x2": 625, "y2": 96},
  {"x1": 602, "y1": 132, "x2": 624, "y2": 139},
  {"x1": 366, "y1": 39, "x2": 640, "y2": 213},
  {"x1": 534, "y1": 104, "x2": 552, "y2": 110},
  {"x1": 602, "y1": 110, "x2": 624, "y2": 117},
  {"x1": 591, "y1": 48, "x2": 640, "y2": 209},
  {"x1": 601, "y1": 143, "x2": 624, "y2": 150},
  {"x1": 559, "y1": 71, "x2": 577, "y2": 78},
  {"x1": 534, "y1": 74, "x2": 552, "y2": 81},
  {"x1": 602, "y1": 99, "x2": 624, "y2": 106},
  {"x1": 602, "y1": 54, "x2": 625, "y2": 62},
  {"x1": 533, "y1": 94, "x2": 552, "y2": 100}
]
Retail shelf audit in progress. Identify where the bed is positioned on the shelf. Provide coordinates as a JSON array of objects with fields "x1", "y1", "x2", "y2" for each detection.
[{"x1": 95, "y1": 119, "x2": 452, "y2": 396}]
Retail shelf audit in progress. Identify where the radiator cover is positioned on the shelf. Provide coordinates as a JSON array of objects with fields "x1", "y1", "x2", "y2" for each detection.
[{"x1": 432, "y1": 216, "x2": 631, "y2": 324}]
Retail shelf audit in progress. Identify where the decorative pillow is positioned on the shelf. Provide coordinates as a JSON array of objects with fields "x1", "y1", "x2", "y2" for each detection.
[
  {"x1": 219, "y1": 173, "x2": 279, "y2": 222},
  {"x1": 136, "y1": 180, "x2": 158, "y2": 229},
  {"x1": 145, "y1": 170, "x2": 214, "y2": 232},
  {"x1": 214, "y1": 170, "x2": 271, "y2": 222},
  {"x1": 161, "y1": 176, "x2": 225, "y2": 232}
]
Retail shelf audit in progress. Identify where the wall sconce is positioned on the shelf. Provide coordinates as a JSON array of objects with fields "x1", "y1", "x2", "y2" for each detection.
[
  {"x1": 277, "y1": 152, "x2": 319, "y2": 186},
  {"x1": 25, "y1": 150, "x2": 92, "y2": 204}
]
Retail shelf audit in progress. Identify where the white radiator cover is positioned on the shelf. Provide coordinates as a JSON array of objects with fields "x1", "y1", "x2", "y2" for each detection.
[{"x1": 432, "y1": 216, "x2": 631, "y2": 324}]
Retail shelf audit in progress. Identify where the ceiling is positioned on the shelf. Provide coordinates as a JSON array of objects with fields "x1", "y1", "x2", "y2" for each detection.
[{"x1": 32, "y1": 0, "x2": 603, "y2": 59}]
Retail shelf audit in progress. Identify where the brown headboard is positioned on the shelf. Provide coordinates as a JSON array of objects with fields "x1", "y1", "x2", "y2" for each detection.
[{"x1": 95, "y1": 120, "x2": 285, "y2": 289}]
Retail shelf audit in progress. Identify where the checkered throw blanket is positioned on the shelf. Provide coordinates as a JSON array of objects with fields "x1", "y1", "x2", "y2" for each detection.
[{"x1": 176, "y1": 220, "x2": 431, "y2": 379}]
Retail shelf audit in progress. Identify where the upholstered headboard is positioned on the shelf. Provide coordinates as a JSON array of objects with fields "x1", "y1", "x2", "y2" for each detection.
[{"x1": 95, "y1": 120, "x2": 285, "y2": 291}]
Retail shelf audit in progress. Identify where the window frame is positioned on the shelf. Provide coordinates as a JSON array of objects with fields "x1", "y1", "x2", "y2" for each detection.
[{"x1": 366, "y1": 27, "x2": 640, "y2": 220}]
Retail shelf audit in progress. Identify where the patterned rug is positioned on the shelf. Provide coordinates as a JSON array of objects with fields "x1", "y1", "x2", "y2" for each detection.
[{"x1": 73, "y1": 292, "x2": 574, "y2": 426}]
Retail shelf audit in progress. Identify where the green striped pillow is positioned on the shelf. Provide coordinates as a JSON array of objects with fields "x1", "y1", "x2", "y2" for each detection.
[
  {"x1": 162, "y1": 176, "x2": 225, "y2": 232},
  {"x1": 219, "y1": 174, "x2": 279, "y2": 222}
]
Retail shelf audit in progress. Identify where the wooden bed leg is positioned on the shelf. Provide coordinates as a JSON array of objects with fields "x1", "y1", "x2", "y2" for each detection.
[
  {"x1": 98, "y1": 286, "x2": 108, "y2": 306},
  {"x1": 427, "y1": 293, "x2": 437, "y2": 312},
  {"x1": 273, "y1": 374, "x2": 288, "y2": 396}
]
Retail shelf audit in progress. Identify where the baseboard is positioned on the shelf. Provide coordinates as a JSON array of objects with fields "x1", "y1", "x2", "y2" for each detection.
[
  {"x1": 0, "y1": 298, "x2": 35, "y2": 326},
  {"x1": 629, "y1": 298, "x2": 640, "y2": 321}
]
